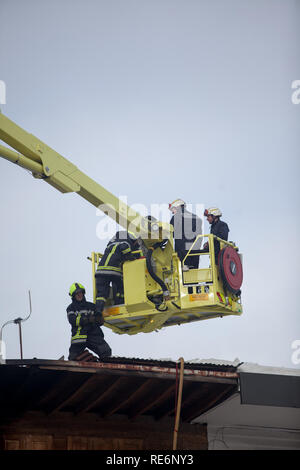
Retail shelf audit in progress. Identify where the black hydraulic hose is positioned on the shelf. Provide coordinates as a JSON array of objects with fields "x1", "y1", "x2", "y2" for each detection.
[
  {"x1": 171, "y1": 301, "x2": 181, "y2": 310},
  {"x1": 146, "y1": 247, "x2": 169, "y2": 311}
]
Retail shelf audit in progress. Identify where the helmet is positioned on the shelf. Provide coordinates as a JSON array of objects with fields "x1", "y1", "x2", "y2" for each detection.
[
  {"x1": 169, "y1": 199, "x2": 185, "y2": 211},
  {"x1": 69, "y1": 282, "x2": 86, "y2": 297},
  {"x1": 204, "y1": 207, "x2": 222, "y2": 217}
]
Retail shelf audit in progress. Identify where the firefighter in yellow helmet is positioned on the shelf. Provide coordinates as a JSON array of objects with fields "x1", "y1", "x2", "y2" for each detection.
[{"x1": 67, "y1": 282, "x2": 111, "y2": 361}]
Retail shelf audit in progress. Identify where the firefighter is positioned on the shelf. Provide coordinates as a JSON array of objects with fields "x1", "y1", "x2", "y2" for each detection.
[
  {"x1": 95, "y1": 231, "x2": 140, "y2": 316},
  {"x1": 169, "y1": 199, "x2": 202, "y2": 269},
  {"x1": 203, "y1": 207, "x2": 229, "y2": 262},
  {"x1": 67, "y1": 282, "x2": 112, "y2": 361}
]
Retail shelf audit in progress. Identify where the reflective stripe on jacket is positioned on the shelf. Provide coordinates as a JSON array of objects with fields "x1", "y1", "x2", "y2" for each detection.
[
  {"x1": 95, "y1": 240, "x2": 135, "y2": 278},
  {"x1": 67, "y1": 300, "x2": 97, "y2": 344}
]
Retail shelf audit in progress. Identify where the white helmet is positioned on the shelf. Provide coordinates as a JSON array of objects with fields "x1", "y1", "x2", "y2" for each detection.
[
  {"x1": 204, "y1": 207, "x2": 222, "y2": 217},
  {"x1": 169, "y1": 199, "x2": 185, "y2": 211}
]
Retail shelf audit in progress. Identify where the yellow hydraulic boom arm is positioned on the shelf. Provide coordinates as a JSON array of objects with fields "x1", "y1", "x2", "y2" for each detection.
[{"x1": 0, "y1": 112, "x2": 170, "y2": 243}]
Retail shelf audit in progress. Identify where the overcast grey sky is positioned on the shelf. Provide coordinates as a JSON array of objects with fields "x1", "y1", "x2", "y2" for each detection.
[{"x1": 0, "y1": 0, "x2": 299, "y2": 368}]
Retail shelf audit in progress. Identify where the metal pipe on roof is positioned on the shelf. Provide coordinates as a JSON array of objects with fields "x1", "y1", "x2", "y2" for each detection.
[{"x1": 173, "y1": 357, "x2": 184, "y2": 450}]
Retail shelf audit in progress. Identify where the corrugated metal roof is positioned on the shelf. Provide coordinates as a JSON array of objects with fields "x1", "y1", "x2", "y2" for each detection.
[{"x1": 93, "y1": 355, "x2": 240, "y2": 372}]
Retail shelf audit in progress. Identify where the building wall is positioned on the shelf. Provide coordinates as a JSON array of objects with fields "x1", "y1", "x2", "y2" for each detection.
[
  {"x1": 193, "y1": 393, "x2": 300, "y2": 450},
  {"x1": 0, "y1": 411, "x2": 208, "y2": 450},
  {"x1": 206, "y1": 425, "x2": 300, "y2": 450}
]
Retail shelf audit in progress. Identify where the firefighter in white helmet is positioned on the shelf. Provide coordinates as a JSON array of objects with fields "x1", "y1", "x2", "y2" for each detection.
[
  {"x1": 169, "y1": 199, "x2": 202, "y2": 269},
  {"x1": 203, "y1": 207, "x2": 229, "y2": 261}
]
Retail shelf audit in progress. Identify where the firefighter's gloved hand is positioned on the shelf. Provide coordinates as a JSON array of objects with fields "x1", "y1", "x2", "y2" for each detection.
[
  {"x1": 81, "y1": 316, "x2": 90, "y2": 326},
  {"x1": 95, "y1": 314, "x2": 104, "y2": 326},
  {"x1": 88, "y1": 314, "x2": 96, "y2": 324},
  {"x1": 95, "y1": 307, "x2": 103, "y2": 317},
  {"x1": 95, "y1": 299, "x2": 105, "y2": 315}
]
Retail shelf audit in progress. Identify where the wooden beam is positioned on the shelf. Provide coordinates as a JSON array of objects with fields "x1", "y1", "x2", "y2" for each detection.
[
  {"x1": 154, "y1": 382, "x2": 199, "y2": 421},
  {"x1": 102, "y1": 378, "x2": 154, "y2": 418},
  {"x1": 48, "y1": 376, "x2": 97, "y2": 415},
  {"x1": 182, "y1": 385, "x2": 235, "y2": 422},
  {"x1": 36, "y1": 372, "x2": 75, "y2": 408},
  {"x1": 129, "y1": 383, "x2": 175, "y2": 420},
  {"x1": 75, "y1": 377, "x2": 126, "y2": 414}
]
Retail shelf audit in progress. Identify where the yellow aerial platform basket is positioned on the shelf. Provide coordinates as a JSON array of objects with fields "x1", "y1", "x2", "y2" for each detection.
[
  {"x1": 90, "y1": 234, "x2": 243, "y2": 335},
  {"x1": 0, "y1": 112, "x2": 243, "y2": 336}
]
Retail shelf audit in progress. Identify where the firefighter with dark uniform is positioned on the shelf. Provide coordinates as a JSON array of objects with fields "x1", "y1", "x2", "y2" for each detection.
[
  {"x1": 169, "y1": 199, "x2": 202, "y2": 270},
  {"x1": 95, "y1": 231, "x2": 141, "y2": 316},
  {"x1": 67, "y1": 282, "x2": 112, "y2": 361},
  {"x1": 203, "y1": 207, "x2": 229, "y2": 262}
]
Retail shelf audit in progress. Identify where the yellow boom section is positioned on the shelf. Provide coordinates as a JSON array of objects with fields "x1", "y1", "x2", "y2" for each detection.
[{"x1": 0, "y1": 113, "x2": 170, "y2": 243}]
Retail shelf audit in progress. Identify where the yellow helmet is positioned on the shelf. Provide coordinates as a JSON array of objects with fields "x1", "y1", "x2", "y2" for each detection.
[{"x1": 69, "y1": 282, "x2": 86, "y2": 297}]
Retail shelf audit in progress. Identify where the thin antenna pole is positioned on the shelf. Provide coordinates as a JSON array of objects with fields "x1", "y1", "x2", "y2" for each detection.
[
  {"x1": 18, "y1": 321, "x2": 23, "y2": 359},
  {"x1": 0, "y1": 290, "x2": 32, "y2": 361}
]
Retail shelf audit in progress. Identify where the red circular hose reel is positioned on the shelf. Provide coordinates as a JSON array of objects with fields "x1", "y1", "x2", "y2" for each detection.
[{"x1": 218, "y1": 246, "x2": 243, "y2": 295}]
